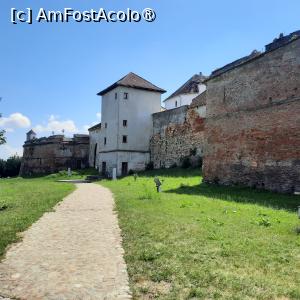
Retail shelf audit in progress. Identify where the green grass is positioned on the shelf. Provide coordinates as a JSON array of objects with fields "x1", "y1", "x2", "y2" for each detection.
[
  {"x1": 101, "y1": 168, "x2": 300, "y2": 300},
  {"x1": 30, "y1": 168, "x2": 99, "y2": 180},
  {"x1": 0, "y1": 177, "x2": 75, "y2": 258}
]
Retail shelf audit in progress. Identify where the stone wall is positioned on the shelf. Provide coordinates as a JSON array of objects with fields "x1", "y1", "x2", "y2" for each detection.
[
  {"x1": 20, "y1": 134, "x2": 89, "y2": 176},
  {"x1": 150, "y1": 102, "x2": 206, "y2": 169},
  {"x1": 88, "y1": 124, "x2": 101, "y2": 168},
  {"x1": 203, "y1": 35, "x2": 300, "y2": 193}
]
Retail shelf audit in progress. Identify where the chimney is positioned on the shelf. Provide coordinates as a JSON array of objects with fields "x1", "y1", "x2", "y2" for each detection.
[{"x1": 26, "y1": 130, "x2": 36, "y2": 141}]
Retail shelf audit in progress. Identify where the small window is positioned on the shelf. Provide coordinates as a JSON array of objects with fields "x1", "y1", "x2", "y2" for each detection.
[
  {"x1": 105, "y1": 122, "x2": 107, "y2": 128},
  {"x1": 104, "y1": 137, "x2": 107, "y2": 145},
  {"x1": 115, "y1": 93, "x2": 118, "y2": 99},
  {"x1": 175, "y1": 100, "x2": 178, "y2": 107},
  {"x1": 123, "y1": 120, "x2": 127, "y2": 127},
  {"x1": 122, "y1": 135, "x2": 127, "y2": 143},
  {"x1": 124, "y1": 92, "x2": 128, "y2": 100}
]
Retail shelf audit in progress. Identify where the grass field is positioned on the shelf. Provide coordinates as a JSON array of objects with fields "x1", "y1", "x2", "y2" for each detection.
[
  {"x1": 101, "y1": 168, "x2": 300, "y2": 300},
  {"x1": 0, "y1": 177, "x2": 75, "y2": 258}
]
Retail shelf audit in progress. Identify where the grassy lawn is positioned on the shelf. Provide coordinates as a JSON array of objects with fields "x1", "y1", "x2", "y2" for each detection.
[
  {"x1": 25, "y1": 168, "x2": 99, "y2": 180},
  {"x1": 0, "y1": 177, "x2": 75, "y2": 258},
  {"x1": 101, "y1": 168, "x2": 300, "y2": 300}
]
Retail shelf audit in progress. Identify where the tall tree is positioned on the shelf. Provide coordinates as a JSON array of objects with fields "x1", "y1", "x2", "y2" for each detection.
[
  {"x1": 0, "y1": 128, "x2": 5, "y2": 145},
  {"x1": 0, "y1": 98, "x2": 6, "y2": 145}
]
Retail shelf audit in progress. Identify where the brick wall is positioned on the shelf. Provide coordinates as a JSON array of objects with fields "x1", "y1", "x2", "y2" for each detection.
[
  {"x1": 150, "y1": 104, "x2": 206, "y2": 169},
  {"x1": 203, "y1": 37, "x2": 300, "y2": 193}
]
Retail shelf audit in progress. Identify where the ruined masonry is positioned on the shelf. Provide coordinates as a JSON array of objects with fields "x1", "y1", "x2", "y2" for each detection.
[
  {"x1": 20, "y1": 31, "x2": 300, "y2": 193},
  {"x1": 150, "y1": 91, "x2": 206, "y2": 169},
  {"x1": 20, "y1": 131, "x2": 89, "y2": 176}
]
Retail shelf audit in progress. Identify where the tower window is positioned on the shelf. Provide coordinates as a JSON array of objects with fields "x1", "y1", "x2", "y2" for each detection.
[
  {"x1": 123, "y1": 120, "x2": 127, "y2": 127},
  {"x1": 175, "y1": 100, "x2": 178, "y2": 107},
  {"x1": 124, "y1": 92, "x2": 128, "y2": 100},
  {"x1": 104, "y1": 137, "x2": 107, "y2": 145},
  {"x1": 122, "y1": 135, "x2": 127, "y2": 143},
  {"x1": 115, "y1": 93, "x2": 118, "y2": 99},
  {"x1": 105, "y1": 122, "x2": 107, "y2": 128}
]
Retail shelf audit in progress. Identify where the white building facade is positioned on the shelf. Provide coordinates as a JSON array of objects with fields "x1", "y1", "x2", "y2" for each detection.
[
  {"x1": 163, "y1": 73, "x2": 207, "y2": 110},
  {"x1": 88, "y1": 123, "x2": 101, "y2": 168},
  {"x1": 92, "y1": 72, "x2": 165, "y2": 176}
]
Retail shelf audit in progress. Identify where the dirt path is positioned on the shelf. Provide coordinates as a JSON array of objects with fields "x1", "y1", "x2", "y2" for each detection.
[{"x1": 0, "y1": 183, "x2": 131, "y2": 300}]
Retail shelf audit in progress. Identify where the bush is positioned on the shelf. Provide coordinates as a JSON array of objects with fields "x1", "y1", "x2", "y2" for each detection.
[
  {"x1": 0, "y1": 155, "x2": 22, "y2": 177},
  {"x1": 181, "y1": 157, "x2": 191, "y2": 169},
  {"x1": 190, "y1": 148, "x2": 197, "y2": 156},
  {"x1": 170, "y1": 162, "x2": 177, "y2": 168},
  {"x1": 197, "y1": 156, "x2": 203, "y2": 168},
  {"x1": 0, "y1": 159, "x2": 5, "y2": 175},
  {"x1": 213, "y1": 176, "x2": 220, "y2": 184},
  {"x1": 145, "y1": 161, "x2": 154, "y2": 170},
  {"x1": 128, "y1": 169, "x2": 134, "y2": 175}
]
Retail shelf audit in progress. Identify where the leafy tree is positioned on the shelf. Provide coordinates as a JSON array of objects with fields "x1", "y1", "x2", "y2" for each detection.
[
  {"x1": 0, "y1": 159, "x2": 5, "y2": 176},
  {"x1": 5, "y1": 155, "x2": 21, "y2": 177},
  {"x1": 0, "y1": 128, "x2": 5, "y2": 145},
  {"x1": 0, "y1": 97, "x2": 6, "y2": 145},
  {"x1": 0, "y1": 155, "x2": 21, "y2": 177}
]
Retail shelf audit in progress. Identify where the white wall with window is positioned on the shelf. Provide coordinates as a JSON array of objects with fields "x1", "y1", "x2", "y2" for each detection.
[
  {"x1": 164, "y1": 84, "x2": 206, "y2": 110},
  {"x1": 97, "y1": 86, "x2": 163, "y2": 176}
]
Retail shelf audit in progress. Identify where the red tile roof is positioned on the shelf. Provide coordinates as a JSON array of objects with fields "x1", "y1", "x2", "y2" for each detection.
[{"x1": 97, "y1": 72, "x2": 166, "y2": 96}]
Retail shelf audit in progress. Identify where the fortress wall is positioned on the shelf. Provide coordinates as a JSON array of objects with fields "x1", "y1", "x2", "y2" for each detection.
[
  {"x1": 150, "y1": 105, "x2": 206, "y2": 169},
  {"x1": 203, "y1": 37, "x2": 300, "y2": 193},
  {"x1": 20, "y1": 135, "x2": 89, "y2": 176}
]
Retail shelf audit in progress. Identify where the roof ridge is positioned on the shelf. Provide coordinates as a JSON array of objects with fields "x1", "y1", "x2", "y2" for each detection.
[
  {"x1": 122, "y1": 72, "x2": 163, "y2": 91},
  {"x1": 163, "y1": 73, "x2": 207, "y2": 102},
  {"x1": 97, "y1": 72, "x2": 166, "y2": 96}
]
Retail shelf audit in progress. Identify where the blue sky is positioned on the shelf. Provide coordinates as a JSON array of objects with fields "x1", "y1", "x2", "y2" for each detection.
[{"x1": 0, "y1": 0, "x2": 299, "y2": 159}]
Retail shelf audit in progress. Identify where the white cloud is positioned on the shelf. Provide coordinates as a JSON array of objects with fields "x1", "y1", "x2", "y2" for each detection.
[
  {"x1": 34, "y1": 115, "x2": 77, "y2": 134},
  {"x1": 0, "y1": 144, "x2": 23, "y2": 160},
  {"x1": 0, "y1": 113, "x2": 31, "y2": 132},
  {"x1": 82, "y1": 122, "x2": 97, "y2": 133},
  {"x1": 82, "y1": 113, "x2": 102, "y2": 133}
]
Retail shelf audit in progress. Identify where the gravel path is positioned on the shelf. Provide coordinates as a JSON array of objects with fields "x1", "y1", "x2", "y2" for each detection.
[{"x1": 0, "y1": 183, "x2": 131, "y2": 300}]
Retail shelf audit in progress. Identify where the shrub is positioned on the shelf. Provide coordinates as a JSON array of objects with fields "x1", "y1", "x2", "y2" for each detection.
[
  {"x1": 180, "y1": 183, "x2": 189, "y2": 188},
  {"x1": 0, "y1": 159, "x2": 5, "y2": 176},
  {"x1": 0, "y1": 155, "x2": 22, "y2": 177},
  {"x1": 170, "y1": 162, "x2": 177, "y2": 168},
  {"x1": 258, "y1": 218, "x2": 271, "y2": 227},
  {"x1": 213, "y1": 176, "x2": 220, "y2": 184},
  {"x1": 181, "y1": 156, "x2": 191, "y2": 169},
  {"x1": 128, "y1": 169, "x2": 134, "y2": 175},
  {"x1": 145, "y1": 161, "x2": 154, "y2": 170},
  {"x1": 190, "y1": 148, "x2": 197, "y2": 156}
]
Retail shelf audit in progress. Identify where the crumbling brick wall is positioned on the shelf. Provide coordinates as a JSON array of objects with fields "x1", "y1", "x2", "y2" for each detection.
[
  {"x1": 203, "y1": 36, "x2": 300, "y2": 193},
  {"x1": 20, "y1": 135, "x2": 89, "y2": 176},
  {"x1": 150, "y1": 104, "x2": 206, "y2": 169}
]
